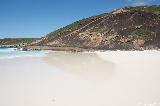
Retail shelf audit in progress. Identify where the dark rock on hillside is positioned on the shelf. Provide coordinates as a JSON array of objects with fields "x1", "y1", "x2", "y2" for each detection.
[{"x1": 33, "y1": 5, "x2": 160, "y2": 50}]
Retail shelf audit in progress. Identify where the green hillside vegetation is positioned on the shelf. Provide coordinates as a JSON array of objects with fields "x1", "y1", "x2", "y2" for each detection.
[
  {"x1": 47, "y1": 13, "x2": 107, "y2": 39},
  {"x1": 124, "y1": 5, "x2": 160, "y2": 11}
]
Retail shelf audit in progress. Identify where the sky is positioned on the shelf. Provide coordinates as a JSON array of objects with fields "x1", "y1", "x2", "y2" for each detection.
[{"x1": 0, "y1": 0, "x2": 160, "y2": 38}]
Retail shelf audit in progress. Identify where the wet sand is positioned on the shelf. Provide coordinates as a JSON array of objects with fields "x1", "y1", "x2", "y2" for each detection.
[
  {"x1": 0, "y1": 51, "x2": 160, "y2": 106},
  {"x1": 43, "y1": 52, "x2": 115, "y2": 80}
]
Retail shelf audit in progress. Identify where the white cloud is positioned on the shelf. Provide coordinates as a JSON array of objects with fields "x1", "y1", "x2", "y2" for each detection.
[
  {"x1": 125, "y1": 0, "x2": 155, "y2": 6},
  {"x1": 132, "y1": 1, "x2": 146, "y2": 6}
]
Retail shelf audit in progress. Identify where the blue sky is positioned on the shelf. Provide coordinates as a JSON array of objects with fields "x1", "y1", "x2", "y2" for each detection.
[{"x1": 0, "y1": 0, "x2": 159, "y2": 38}]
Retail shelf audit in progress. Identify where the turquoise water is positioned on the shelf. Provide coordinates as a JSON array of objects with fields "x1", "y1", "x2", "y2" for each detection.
[{"x1": 0, "y1": 47, "x2": 47, "y2": 59}]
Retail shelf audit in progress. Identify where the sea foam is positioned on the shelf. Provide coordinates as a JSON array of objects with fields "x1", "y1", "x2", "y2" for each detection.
[{"x1": 0, "y1": 47, "x2": 48, "y2": 60}]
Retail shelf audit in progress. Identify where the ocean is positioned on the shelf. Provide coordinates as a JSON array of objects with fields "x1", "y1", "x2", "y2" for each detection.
[{"x1": 0, "y1": 47, "x2": 47, "y2": 59}]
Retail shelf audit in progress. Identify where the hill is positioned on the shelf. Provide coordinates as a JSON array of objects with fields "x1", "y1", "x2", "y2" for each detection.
[
  {"x1": 0, "y1": 38, "x2": 39, "y2": 47},
  {"x1": 19, "y1": 6, "x2": 160, "y2": 50}
]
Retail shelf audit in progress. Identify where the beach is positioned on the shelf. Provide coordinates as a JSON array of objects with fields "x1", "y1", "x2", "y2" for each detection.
[{"x1": 0, "y1": 50, "x2": 160, "y2": 106}]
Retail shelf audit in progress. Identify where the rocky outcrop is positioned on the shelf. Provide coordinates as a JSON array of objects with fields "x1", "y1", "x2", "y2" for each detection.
[{"x1": 30, "y1": 6, "x2": 160, "y2": 50}]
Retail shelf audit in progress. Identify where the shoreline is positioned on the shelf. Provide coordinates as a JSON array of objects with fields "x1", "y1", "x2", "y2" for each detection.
[
  {"x1": 27, "y1": 46, "x2": 160, "y2": 52},
  {"x1": 1, "y1": 46, "x2": 160, "y2": 60},
  {"x1": 1, "y1": 45, "x2": 160, "y2": 52}
]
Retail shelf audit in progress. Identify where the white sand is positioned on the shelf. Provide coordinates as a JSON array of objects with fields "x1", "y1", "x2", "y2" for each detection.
[{"x1": 0, "y1": 51, "x2": 160, "y2": 106}]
